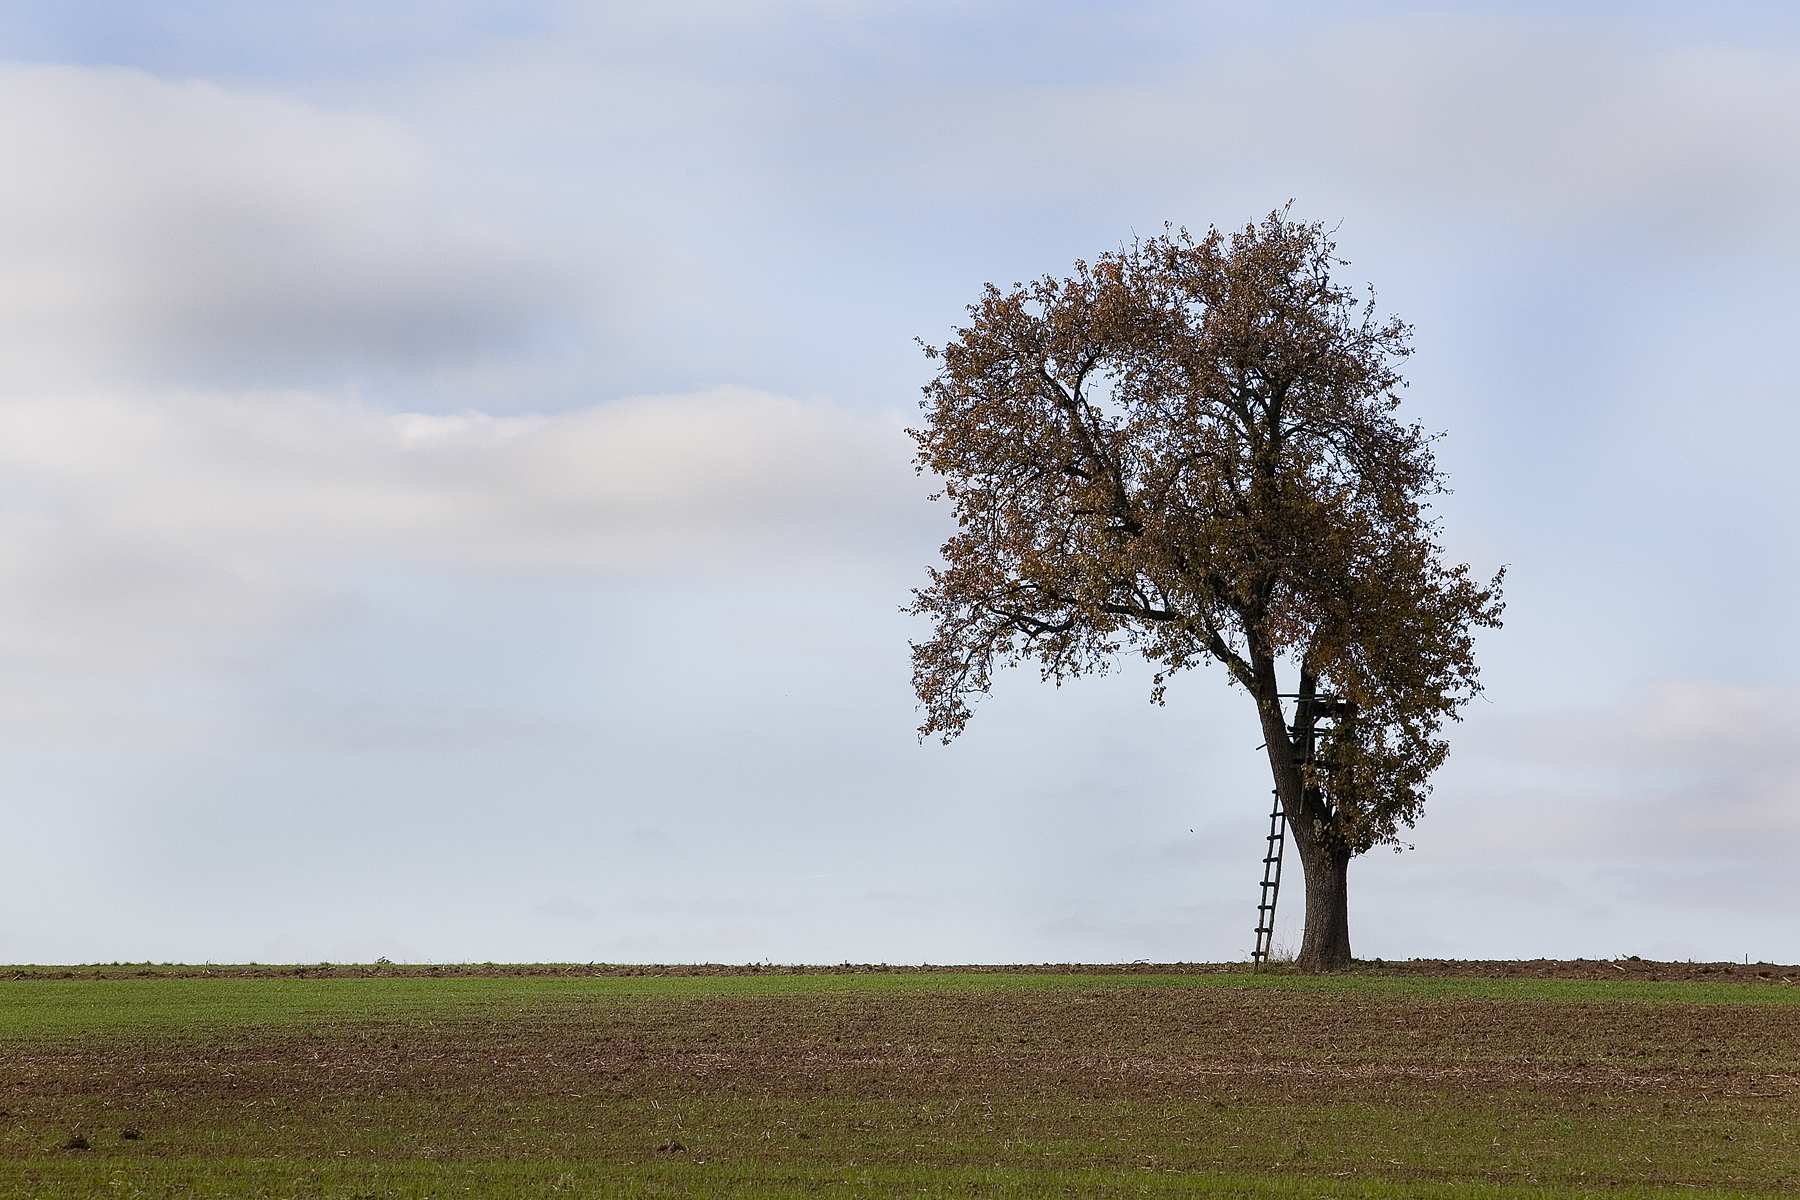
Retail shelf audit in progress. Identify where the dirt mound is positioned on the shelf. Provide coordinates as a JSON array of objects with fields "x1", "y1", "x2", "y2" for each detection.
[{"x1": 1381, "y1": 957, "x2": 1797, "y2": 984}]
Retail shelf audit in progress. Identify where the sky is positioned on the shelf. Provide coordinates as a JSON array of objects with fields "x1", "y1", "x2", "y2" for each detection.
[{"x1": 0, "y1": 1, "x2": 1795, "y2": 967}]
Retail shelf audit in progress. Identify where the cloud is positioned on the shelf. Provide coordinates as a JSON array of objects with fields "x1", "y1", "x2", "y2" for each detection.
[
  {"x1": 0, "y1": 63, "x2": 591, "y2": 388},
  {"x1": 532, "y1": 895, "x2": 598, "y2": 921},
  {"x1": 260, "y1": 694, "x2": 578, "y2": 752},
  {"x1": 1341, "y1": 679, "x2": 1800, "y2": 961},
  {"x1": 1290, "y1": 19, "x2": 1800, "y2": 241},
  {"x1": 582, "y1": 12, "x2": 1800, "y2": 249},
  {"x1": 1435, "y1": 678, "x2": 1800, "y2": 861},
  {"x1": 0, "y1": 385, "x2": 938, "y2": 729},
  {"x1": 0, "y1": 384, "x2": 929, "y2": 573}
]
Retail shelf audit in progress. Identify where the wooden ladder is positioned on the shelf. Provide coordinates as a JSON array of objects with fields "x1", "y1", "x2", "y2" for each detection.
[
  {"x1": 1251, "y1": 789, "x2": 1285, "y2": 969},
  {"x1": 1251, "y1": 689, "x2": 1355, "y2": 967}
]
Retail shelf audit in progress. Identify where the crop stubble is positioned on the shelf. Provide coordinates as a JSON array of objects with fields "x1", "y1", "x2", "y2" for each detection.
[{"x1": 3, "y1": 972, "x2": 1798, "y2": 1195}]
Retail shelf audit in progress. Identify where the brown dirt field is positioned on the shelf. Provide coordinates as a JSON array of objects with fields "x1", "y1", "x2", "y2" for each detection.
[
  {"x1": 12, "y1": 988, "x2": 1800, "y2": 1106},
  {"x1": 6, "y1": 982, "x2": 1799, "y2": 1190},
  {"x1": 7, "y1": 958, "x2": 1798, "y2": 982}
]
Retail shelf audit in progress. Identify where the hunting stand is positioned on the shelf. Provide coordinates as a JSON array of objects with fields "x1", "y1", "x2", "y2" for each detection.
[{"x1": 1251, "y1": 689, "x2": 1355, "y2": 969}]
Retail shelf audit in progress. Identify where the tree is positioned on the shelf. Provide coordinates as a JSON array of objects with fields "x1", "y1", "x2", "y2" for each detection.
[{"x1": 907, "y1": 212, "x2": 1504, "y2": 972}]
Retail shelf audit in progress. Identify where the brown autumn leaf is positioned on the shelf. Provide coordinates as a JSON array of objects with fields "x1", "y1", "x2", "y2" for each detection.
[{"x1": 908, "y1": 210, "x2": 1504, "y2": 971}]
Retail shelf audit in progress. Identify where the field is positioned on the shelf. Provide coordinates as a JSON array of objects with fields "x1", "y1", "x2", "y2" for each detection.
[{"x1": 2, "y1": 962, "x2": 1797, "y2": 1198}]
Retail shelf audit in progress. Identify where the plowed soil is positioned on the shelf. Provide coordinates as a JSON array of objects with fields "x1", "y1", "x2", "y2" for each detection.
[
  {"x1": 4, "y1": 968, "x2": 1798, "y2": 1195},
  {"x1": 9, "y1": 957, "x2": 1797, "y2": 982},
  {"x1": 12, "y1": 986, "x2": 1800, "y2": 1106}
]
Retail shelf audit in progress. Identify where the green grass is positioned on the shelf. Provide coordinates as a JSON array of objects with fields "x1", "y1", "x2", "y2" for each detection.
[
  {"x1": 0, "y1": 1158, "x2": 1773, "y2": 1199},
  {"x1": 4, "y1": 970, "x2": 1797, "y2": 1198},
  {"x1": 3, "y1": 971, "x2": 1796, "y2": 1039}
]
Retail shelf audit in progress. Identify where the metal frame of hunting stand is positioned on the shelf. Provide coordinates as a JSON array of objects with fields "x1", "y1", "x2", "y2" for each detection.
[{"x1": 1251, "y1": 691, "x2": 1353, "y2": 969}]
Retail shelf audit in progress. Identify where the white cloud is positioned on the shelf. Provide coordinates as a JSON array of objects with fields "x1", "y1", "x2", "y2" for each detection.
[
  {"x1": 0, "y1": 64, "x2": 591, "y2": 388},
  {"x1": 635, "y1": 14, "x2": 1800, "y2": 248},
  {"x1": 0, "y1": 385, "x2": 936, "y2": 728},
  {"x1": 1434, "y1": 678, "x2": 1800, "y2": 861},
  {"x1": 1294, "y1": 19, "x2": 1800, "y2": 240},
  {"x1": 0, "y1": 384, "x2": 927, "y2": 572},
  {"x1": 2, "y1": 8, "x2": 1795, "y2": 966},
  {"x1": 1330, "y1": 676, "x2": 1800, "y2": 959},
  {"x1": 532, "y1": 895, "x2": 598, "y2": 921}
]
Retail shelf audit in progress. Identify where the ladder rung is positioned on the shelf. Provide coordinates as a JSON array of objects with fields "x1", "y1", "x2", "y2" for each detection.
[{"x1": 1253, "y1": 788, "x2": 1288, "y2": 966}]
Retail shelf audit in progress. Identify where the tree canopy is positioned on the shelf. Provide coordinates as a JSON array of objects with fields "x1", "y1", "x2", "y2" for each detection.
[{"x1": 908, "y1": 212, "x2": 1504, "y2": 968}]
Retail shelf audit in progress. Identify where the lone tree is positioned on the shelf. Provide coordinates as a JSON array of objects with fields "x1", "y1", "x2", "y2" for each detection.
[{"x1": 908, "y1": 212, "x2": 1504, "y2": 972}]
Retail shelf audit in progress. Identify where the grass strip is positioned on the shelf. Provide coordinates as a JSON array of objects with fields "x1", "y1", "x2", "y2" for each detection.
[
  {"x1": 0, "y1": 1158, "x2": 1779, "y2": 1200},
  {"x1": 3, "y1": 972, "x2": 1797, "y2": 1039}
]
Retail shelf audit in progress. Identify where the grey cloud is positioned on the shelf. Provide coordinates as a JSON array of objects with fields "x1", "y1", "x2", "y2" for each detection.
[
  {"x1": 6, "y1": 6, "x2": 1797, "y2": 969},
  {"x1": 550, "y1": 13, "x2": 1800, "y2": 248},
  {"x1": 327, "y1": 938, "x2": 417, "y2": 964},
  {"x1": 259, "y1": 694, "x2": 579, "y2": 752},
  {"x1": 1461, "y1": 677, "x2": 1800, "y2": 773},
  {"x1": 1603, "y1": 862, "x2": 1800, "y2": 913},
  {"x1": 0, "y1": 64, "x2": 592, "y2": 387},
  {"x1": 532, "y1": 895, "x2": 598, "y2": 921},
  {"x1": 258, "y1": 934, "x2": 323, "y2": 964},
  {"x1": 1293, "y1": 20, "x2": 1800, "y2": 240},
  {"x1": 1326, "y1": 678, "x2": 1800, "y2": 959},
  {"x1": 1445, "y1": 678, "x2": 1800, "y2": 858},
  {"x1": 0, "y1": 385, "x2": 942, "y2": 736},
  {"x1": 0, "y1": 386, "x2": 935, "y2": 577}
]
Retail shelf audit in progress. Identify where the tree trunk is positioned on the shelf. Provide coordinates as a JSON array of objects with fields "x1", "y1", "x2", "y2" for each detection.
[
  {"x1": 1292, "y1": 839, "x2": 1352, "y2": 972},
  {"x1": 1252, "y1": 659, "x2": 1354, "y2": 973}
]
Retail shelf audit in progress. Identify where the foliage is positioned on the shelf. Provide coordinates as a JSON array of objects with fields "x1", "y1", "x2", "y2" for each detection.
[{"x1": 908, "y1": 212, "x2": 1504, "y2": 856}]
